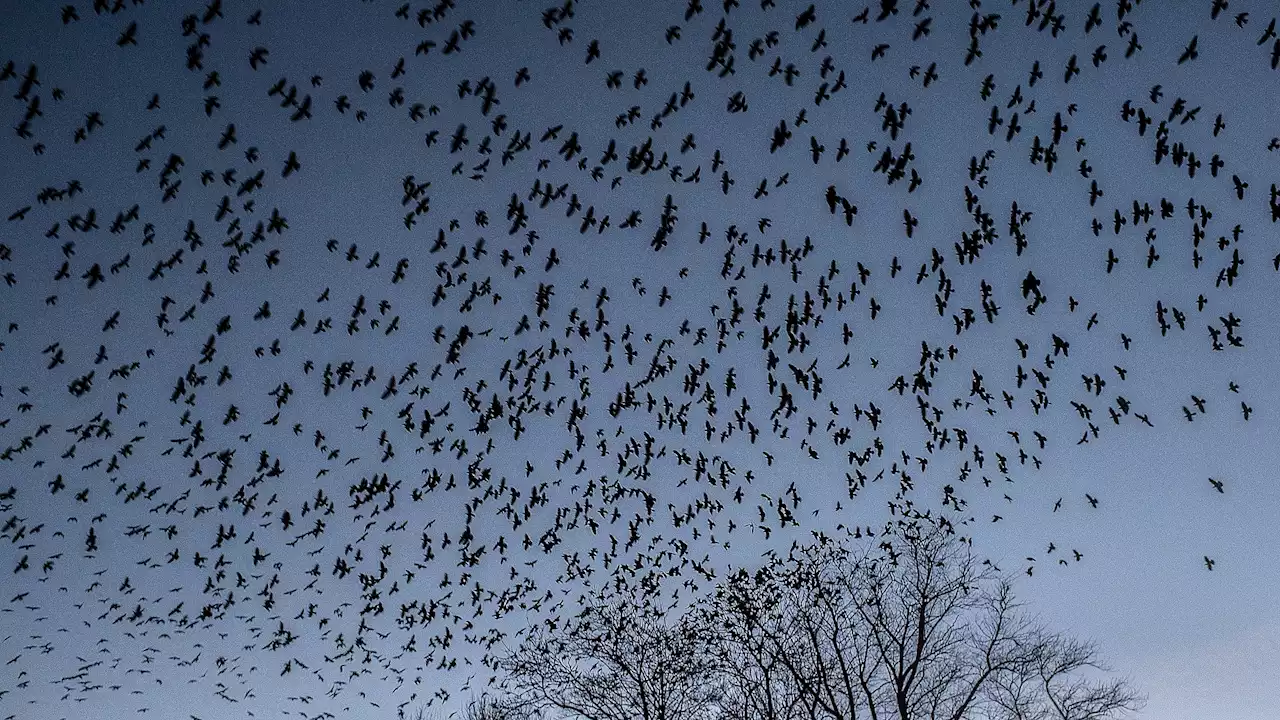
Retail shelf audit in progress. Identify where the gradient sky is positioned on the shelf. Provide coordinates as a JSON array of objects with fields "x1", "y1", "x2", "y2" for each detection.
[{"x1": 2, "y1": 1, "x2": 1279, "y2": 719}]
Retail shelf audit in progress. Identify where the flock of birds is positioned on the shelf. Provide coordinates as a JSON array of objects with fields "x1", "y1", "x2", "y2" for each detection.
[{"x1": 0, "y1": 0, "x2": 1271, "y2": 717}]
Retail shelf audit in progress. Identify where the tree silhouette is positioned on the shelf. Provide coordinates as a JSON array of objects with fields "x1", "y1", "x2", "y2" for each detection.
[{"x1": 491, "y1": 524, "x2": 1142, "y2": 720}]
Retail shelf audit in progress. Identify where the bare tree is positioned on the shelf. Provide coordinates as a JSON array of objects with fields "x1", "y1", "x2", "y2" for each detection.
[
  {"x1": 492, "y1": 525, "x2": 1140, "y2": 720},
  {"x1": 700, "y1": 525, "x2": 1143, "y2": 720},
  {"x1": 496, "y1": 593, "x2": 723, "y2": 720}
]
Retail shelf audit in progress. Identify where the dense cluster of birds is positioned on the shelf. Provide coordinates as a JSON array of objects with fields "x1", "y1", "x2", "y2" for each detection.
[{"x1": 0, "y1": 0, "x2": 1269, "y2": 717}]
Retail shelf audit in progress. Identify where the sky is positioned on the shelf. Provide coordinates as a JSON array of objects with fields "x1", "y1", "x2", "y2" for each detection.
[{"x1": 2, "y1": 0, "x2": 1280, "y2": 719}]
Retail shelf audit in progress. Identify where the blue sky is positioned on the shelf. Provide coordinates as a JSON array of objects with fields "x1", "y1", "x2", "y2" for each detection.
[{"x1": 2, "y1": 1, "x2": 1279, "y2": 719}]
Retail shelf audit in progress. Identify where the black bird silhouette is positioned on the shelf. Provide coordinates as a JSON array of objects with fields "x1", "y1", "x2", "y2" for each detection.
[{"x1": 1177, "y1": 35, "x2": 1199, "y2": 64}]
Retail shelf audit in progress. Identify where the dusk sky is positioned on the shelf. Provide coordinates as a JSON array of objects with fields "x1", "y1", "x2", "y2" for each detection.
[{"x1": 2, "y1": 1, "x2": 1279, "y2": 719}]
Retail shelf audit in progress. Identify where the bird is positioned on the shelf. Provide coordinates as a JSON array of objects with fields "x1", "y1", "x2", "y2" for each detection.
[{"x1": 1177, "y1": 35, "x2": 1199, "y2": 64}]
